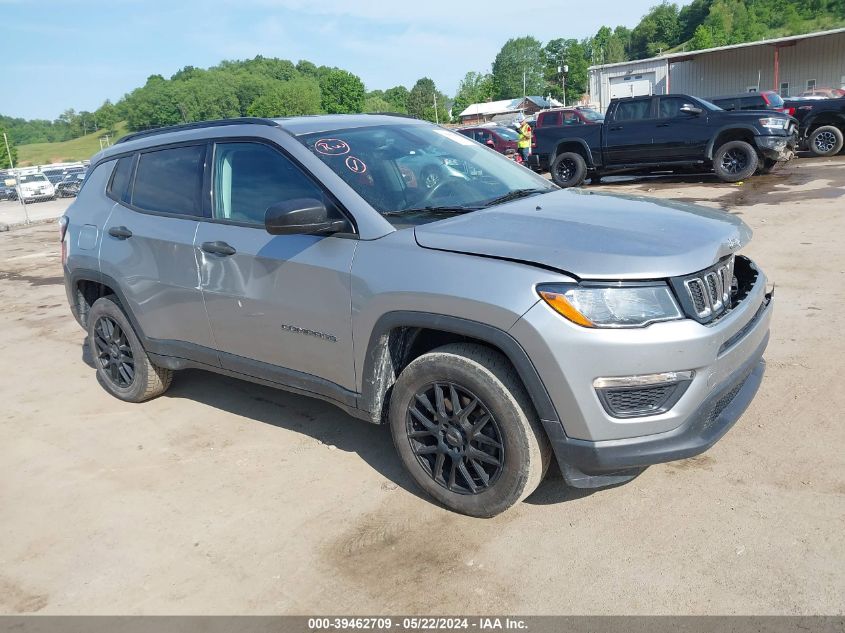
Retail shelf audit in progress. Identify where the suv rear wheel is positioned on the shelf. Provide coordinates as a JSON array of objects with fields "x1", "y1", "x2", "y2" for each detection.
[
  {"x1": 550, "y1": 152, "x2": 587, "y2": 188},
  {"x1": 388, "y1": 343, "x2": 551, "y2": 517},
  {"x1": 808, "y1": 125, "x2": 844, "y2": 157},
  {"x1": 87, "y1": 296, "x2": 173, "y2": 402},
  {"x1": 713, "y1": 140, "x2": 758, "y2": 182}
]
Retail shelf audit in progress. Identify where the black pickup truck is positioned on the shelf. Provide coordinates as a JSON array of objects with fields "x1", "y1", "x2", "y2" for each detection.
[
  {"x1": 783, "y1": 97, "x2": 845, "y2": 156},
  {"x1": 530, "y1": 94, "x2": 797, "y2": 187}
]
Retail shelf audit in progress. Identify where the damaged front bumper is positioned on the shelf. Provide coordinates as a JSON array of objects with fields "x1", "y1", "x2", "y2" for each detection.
[{"x1": 755, "y1": 133, "x2": 797, "y2": 162}]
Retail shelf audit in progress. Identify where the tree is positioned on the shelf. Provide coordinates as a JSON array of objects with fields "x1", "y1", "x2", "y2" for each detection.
[
  {"x1": 491, "y1": 36, "x2": 546, "y2": 99},
  {"x1": 630, "y1": 1, "x2": 681, "y2": 58},
  {"x1": 247, "y1": 78, "x2": 322, "y2": 117},
  {"x1": 363, "y1": 95, "x2": 392, "y2": 112},
  {"x1": 383, "y1": 86, "x2": 409, "y2": 113},
  {"x1": 544, "y1": 39, "x2": 589, "y2": 104},
  {"x1": 95, "y1": 100, "x2": 119, "y2": 131},
  {"x1": 296, "y1": 60, "x2": 319, "y2": 78},
  {"x1": 0, "y1": 126, "x2": 17, "y2": 169},
  {"x1": 407, "y1": 78, "x2": 448, "y2": 123},
  {"x1": 319, "y1": 69, "x2": 366, "y2": 114},
  {"x1": 452, "y1": 72, "x2": 494, "y2": 118}
]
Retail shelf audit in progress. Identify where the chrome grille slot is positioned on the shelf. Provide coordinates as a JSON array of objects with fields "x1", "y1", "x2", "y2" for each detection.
[
  {"x1": 684, "y1": 278, "x2": 711, "y2": 318},
  {"x1": 705, "y1": 271, "x2": 723, "y2": 312}
]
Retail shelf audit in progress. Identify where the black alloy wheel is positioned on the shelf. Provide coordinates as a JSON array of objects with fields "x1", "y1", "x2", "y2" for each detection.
[
  {"x1": 720, "y1": 147, "x2": 750, "y2": 175},
  {"x1": 93, "y1": 316, "x2": 135, "y2": 388},
  {"x1": 555, "y1": 158, "x2": 577, "y2": 182},
  {"x1": 406, "y1": 381, "x2": 504, "y2": 495}
]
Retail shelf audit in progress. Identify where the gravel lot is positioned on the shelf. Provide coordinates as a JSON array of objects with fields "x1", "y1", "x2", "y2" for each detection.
[{"x1": 0, "y1": 157, "x2": 843, "y2": 615}]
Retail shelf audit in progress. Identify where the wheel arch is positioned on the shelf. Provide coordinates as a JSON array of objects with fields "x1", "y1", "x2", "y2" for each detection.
[
  {"x1": 805, "y1": 113, "x2": 845, "y2": 134},
  {"x1": 552, "y1": 139, "x2": 595, "y2": 167},
  {"x1": 706, "y1": 125, "x2": 759, "y2": 159},
  {"x1": 69, "y1": 268, "x2": 142, "y2": 336},
  {"x1": 358, "y1": 311, "x2": 559, "y2": 426}
]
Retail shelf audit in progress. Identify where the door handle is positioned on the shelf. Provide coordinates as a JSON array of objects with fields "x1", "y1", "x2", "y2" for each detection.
[
  {"x1": 609, "y1": 126, "x2": 623, "y2": 131},
  {"x1": 656, "y1": 123, "x2": 670, "y2": 127},
  {"x1": 108, "y1": 226, "x2": 132, "y2": 239},
  {"x1": 201, "y1": 241, "x2": 237, "y2": 256}
]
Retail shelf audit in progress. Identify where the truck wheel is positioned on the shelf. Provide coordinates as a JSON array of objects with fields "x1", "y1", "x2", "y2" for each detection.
[
  {"x1": 808, "y1": 125, "x2": 844, "y2": 157},
  {"x1": 87, "y1": 296, "x2": 173, "y2": 402},
  {"x1": 713, "y1": 140, "x2": 758, "y2": 182},
  {"x1": 550, "y1": 152, "x2": 587, "y2": 188},
  {"x1": 388, "y1": 343, "x2": 551, "y2": 518}
]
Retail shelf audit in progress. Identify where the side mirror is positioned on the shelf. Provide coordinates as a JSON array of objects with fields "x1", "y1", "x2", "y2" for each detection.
[
  {"x1": 265, "y1": 198, "x2": 349, "y2": 236},
  {"x1": 680, "y1": 104, "x2": 703, "y2": 115}
]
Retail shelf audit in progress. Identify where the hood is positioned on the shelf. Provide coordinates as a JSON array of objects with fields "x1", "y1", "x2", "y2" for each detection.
[{"x1": 414, "y1": 189, "x2": 751, "y2": 280}]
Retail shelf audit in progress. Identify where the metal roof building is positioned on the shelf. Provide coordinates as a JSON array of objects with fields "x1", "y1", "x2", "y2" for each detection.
[
  {"x1": 588, "y1": 28, "x2": 845, "y2": 111},
  {"x1": 457, "y1": 96, "x2": 563, "y2": 124}
]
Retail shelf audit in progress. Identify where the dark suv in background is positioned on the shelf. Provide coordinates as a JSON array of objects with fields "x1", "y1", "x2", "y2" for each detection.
[{"x1": 710, "y1": 91, "x2": 789, "y2": 114}]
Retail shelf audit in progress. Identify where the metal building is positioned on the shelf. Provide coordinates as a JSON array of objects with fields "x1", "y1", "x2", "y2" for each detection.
[{"x1": 588, "y1": 28, "x2": 845, "y2": 111}]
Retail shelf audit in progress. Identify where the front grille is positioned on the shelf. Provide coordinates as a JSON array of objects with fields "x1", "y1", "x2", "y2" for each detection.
[{"x1": 672, "y1": 255, "x2": 752, "y2": 324}]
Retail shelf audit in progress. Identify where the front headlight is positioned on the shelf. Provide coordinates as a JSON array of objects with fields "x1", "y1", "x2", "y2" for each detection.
[
  {"x1": 759, "y1": 117, "x2": 788, "y2": 129},
  {"x1": 537, "y1": 283, "x2": 683, "y2": 328}
]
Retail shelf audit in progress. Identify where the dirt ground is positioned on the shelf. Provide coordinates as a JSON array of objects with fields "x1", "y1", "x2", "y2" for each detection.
[{"x1": 0, "y1": 156, "x2": 843, "y2": 615}]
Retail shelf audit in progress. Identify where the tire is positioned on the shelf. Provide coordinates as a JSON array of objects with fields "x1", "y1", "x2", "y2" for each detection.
[
  {"x1": 550, "y1": 152, "x2": 587, "y2": 188},
  {"x1": 87, "y1": 296, "x2": 173, "y2": 402},
  {"x1": 713, "y1": 140, "x2": 759, "y2": 183},
  {"x1": 757, "y1": 158, "x2": 779, "y2": 175},
  {"x1": 388, "y1": 343, "x2": 551, "y2": 518},
  {"x1": 808, "y1": 125, "x2": 844, "y2": 157}
]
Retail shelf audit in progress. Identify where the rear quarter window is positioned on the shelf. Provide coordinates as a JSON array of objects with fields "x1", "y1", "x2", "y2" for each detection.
[
  {"x1": 131, "y1": 145, "x2": 206, "y2": 216},
  {"x1": 107, "y1": 155, "x2": 134, "y2": 203}
]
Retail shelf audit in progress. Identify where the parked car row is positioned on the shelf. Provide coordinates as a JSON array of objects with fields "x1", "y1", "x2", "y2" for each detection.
[{"x1": 1, "y1": 165, "x2": 88, "y2": 203}]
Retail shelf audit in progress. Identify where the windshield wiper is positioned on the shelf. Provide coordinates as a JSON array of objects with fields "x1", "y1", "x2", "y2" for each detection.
[
  {"x1": 382, "y1": 205, "x2": 482, "y2": 217},
  {"x1": 483, "y1": 188, "x2": 551, "y2": 207}
]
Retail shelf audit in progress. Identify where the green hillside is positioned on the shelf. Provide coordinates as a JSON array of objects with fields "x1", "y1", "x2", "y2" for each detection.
[{"x1": 16, "y1": 122, "x2": 128, "y2": 166}]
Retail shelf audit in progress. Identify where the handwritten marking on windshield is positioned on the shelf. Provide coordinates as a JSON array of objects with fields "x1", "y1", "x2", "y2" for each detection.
[
  {"x1": 345, "y1": 156, "x2": 367, "y2": 174},
  {"x1": 314, "y1": 138, "x2": 350, "y2": 155}
]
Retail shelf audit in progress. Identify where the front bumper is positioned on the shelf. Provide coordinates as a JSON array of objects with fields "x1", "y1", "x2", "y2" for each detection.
[
  {"x1": 755, "y1": 133, "x2": 797, "y2": 161},
  {"x1": 509, "y1": 260, "x2": 773, "y2": 476},
  {"x1": 543, "y1": 331, "x2": 767, "y2": 476}
]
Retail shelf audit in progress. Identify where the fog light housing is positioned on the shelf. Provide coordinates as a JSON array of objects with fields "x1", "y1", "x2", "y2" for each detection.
[{"x1": 594, "y1": 371, "x2": 694, "y2": 418}]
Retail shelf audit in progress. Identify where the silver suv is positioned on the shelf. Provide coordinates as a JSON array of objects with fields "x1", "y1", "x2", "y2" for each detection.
[{"x1": 61, "y1": 115, "x2": 773, "y2": 517}]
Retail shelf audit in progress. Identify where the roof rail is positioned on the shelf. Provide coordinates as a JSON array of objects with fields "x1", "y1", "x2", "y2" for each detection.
[{"x1": 115, "y1": 117, "x2": 280, "y2": 145}]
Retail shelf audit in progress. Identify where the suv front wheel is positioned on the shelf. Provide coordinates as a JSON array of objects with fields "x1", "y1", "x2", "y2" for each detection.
[
  {"x1": 388, "y1": 343, "x2": 551, "y2": 517},
  {"x1": 87, "y1": 296, "x2": 173, "y2": 402}
]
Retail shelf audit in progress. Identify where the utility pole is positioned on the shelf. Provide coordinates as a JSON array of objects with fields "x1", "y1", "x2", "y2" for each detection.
[
  {"x1": 4, "y1": 132, "x2": 29, "y2": 225},
  {"x1": 433, "y1": 92, "x2": 439, "y2": 125},
  {"x1": 2, "y1": 132, "x2": 13, "y2": 169}
]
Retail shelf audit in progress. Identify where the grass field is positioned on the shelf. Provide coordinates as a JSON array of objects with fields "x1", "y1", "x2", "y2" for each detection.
[{"x1": 16, "y1": 122, "x2": 129, "y2": 166}]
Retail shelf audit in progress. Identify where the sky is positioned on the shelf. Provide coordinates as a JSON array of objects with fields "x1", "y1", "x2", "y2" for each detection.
[{"x1": 1, "y1": 0, "x2": 691, "y2": 121}]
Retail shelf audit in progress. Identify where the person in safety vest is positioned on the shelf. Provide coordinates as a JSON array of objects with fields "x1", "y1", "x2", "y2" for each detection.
[{"x1": 516, "y1": 115, "x2": 532, "y2": 162}]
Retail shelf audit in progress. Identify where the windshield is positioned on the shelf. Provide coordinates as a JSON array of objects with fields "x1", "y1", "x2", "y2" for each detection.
[
  {"x1": 20, "y1": 174, "x2": 48, "y2": 183},
  {"x1": 579, "y1": 108, "x2": 604, "y2": 121},
  {"x1": 299, "y1": 123, "x2": 556, "y2": 226}
]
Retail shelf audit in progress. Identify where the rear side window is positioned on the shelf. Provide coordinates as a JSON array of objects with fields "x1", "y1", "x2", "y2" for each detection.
[
  {"x1": 613, "y1": 100, "x2": 651, "y2": 121},
  {"x1": 212, "y1": 142, "x2": 323, "y2": 226},
  {"x1": 132, "y1": 145, "x2": 206, "y2": 216},
  {"x1": 740, "y1": 96, "x2": 765, "y2": 110},
  {"x1": 108, "y1": 156, "x2": 134, "y2": 203},
  {"x1": 540, "y1": 112, "x2": 561, "y2": 126}
]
